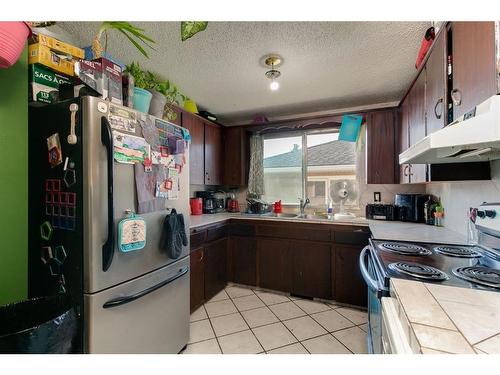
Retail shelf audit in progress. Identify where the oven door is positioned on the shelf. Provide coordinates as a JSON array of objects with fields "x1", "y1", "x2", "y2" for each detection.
[{"x1": 359, "y1": 246, "x2": 388, "y2": 354}]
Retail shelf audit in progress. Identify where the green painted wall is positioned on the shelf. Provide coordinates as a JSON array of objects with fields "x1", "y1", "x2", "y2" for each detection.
[{"x1": 0, "y1": 48, "x2": 28, "y2": 305}]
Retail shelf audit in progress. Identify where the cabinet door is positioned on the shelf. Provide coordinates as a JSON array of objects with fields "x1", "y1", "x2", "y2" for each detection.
[
  {"x1": 366, "y1": 110, "x2": 397, "y2": 184},
  {"x1": 204, "y1": 237, "x2": 228, "y2": 300},
  {"x1": 182, "y1": 113, "x2": 205, "y2": 184},
  {"x1": 334, "y1": 245, "x2": 367, "y2": 307},
  {"x1": 408, "y1": 70, "x2": 427, "y2": 183},
  {"x1": 400, "y1": 98, "x2": 410, "y2": 184},
  {"x1": 291, "y1": 241, "x2": 331, "y2": 299},
  {"x1": 190, "y1": 247, "x2": 205, "y2": 311},
  {"x1": 452, "y1": 22, "x2": 497, "y2": 119},
  {"x1": 426, "y1": 30, "x2": 446, "y2": 135},
  {"x1": 257, "y1": 238, "x2": 292, "y2": 293},
  {"x1": 223, "y1": 127, "x2": 249, "y2": 186},
  {"x1": 204, "y1": 122, "x2": 223, "y2": 185},
  {"x1": 230, "y1": 236, "x2": 257, "y2": 286}
]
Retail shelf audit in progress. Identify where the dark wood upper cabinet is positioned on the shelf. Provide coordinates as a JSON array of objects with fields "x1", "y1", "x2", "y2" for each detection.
[
  {"x1": 204, "y1": 122, "x2": 223, "y2": 185},
  {"x1": 182, "y1": 112, "x2": 205, "y2": 185},
  {"x1": 366, "y1": 110, "x2": 398, "y2": 184},
  {"x1": 223, "y1": 127, "x2": 249, "y2": 186},
  {"x1": 229, "y1": 236, "x2": 257, "y2": 286},
  {"x1": 257, "y1": 238, "x2": 292, "y2": 293},
  {"x1": 190, "y1": 247, "x2": 205, "y2": 311},
  {"x1": 407, "y1": 69, "x2": 427, "y2": 183},
  {"x1": 399, "y1": 101, "x2": 410, "y2": 184},
  {"x1": 291, "y1": 241, "x2": 331, "y2": 299},
  {"x1": 425, "y1": 30, "x2": 447, "y2": 135},
  {"x1": 204, "y1": 237, "x2": 227, "y2": 301},
  {"x1": 452, "y1": 22, "x2": 498, "y2": 119}
]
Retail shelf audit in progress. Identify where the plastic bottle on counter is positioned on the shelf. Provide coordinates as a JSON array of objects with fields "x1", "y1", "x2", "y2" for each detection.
[
  {"x1": 434, "y1": 203, "x2": 444, "y2": 227},
  {"x1": 327, "y1": 200, "x2": 333, "y2": 220}
]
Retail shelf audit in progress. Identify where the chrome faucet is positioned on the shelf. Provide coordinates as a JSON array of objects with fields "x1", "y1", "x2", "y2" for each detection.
[{"x1": 298, "y1": 197, "x2": 310, "y2": 215}]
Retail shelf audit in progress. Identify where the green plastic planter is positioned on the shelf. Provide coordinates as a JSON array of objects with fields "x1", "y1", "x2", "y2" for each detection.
[{"x1": 133, "y1": 87, "x2": 152, "y2": 114}]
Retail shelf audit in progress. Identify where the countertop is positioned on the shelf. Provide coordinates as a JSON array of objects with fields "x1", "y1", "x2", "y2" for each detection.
[
  {"x1": 368, "y1": 220, "x2": 468, "y2": 245},
  {"x1": 390, "y1": 279, "x2": 500, "y2": 354},
  {"x1": 188, "y1": 212, "x2": 369, "y2": 229},
  {"x1": 189, "y1": 213, "x2": 468, "y2": 245}
]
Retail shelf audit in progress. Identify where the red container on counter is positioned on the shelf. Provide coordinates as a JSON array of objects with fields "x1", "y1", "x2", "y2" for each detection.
[
  {"x1": 190, "y1": 197, "x2": 203, "y2": 215},
  {"x1": 273, "y1": 200, "x2": 282, "y2": 213}
]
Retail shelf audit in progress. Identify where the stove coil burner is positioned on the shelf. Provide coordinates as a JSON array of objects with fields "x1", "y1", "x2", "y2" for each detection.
[
  {"x1": 433, "y1": 246, "x2": 482, "y2": 258},
  {"x1": 379, "y1": 242, "x2": 432, "y2": 256},
  {"x1": 389, "y1": 262, "x2": 449, "y2": 281},
  {"x1": 452, "y1": 267, "x2": 500, "y2": 289}
]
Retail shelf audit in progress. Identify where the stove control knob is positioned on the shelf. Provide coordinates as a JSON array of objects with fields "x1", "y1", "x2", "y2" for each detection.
[
  {"x1": 485, "y1": 209, "x2": 496, "y2": 218},
  {"x1": 477, "y1": 210, "x2": 486, "y2": 218}
]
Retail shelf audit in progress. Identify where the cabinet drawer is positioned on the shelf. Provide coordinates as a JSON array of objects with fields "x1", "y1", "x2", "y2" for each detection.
[
  {"x1": 333, "y1": 228, "x2": 370, "y2": 245},
  {"x1": 190, "y1": 229, "x2": 207, "y2": 249},
  {"x1": 228, "y1": 222, "x2": 256, "y2": 237},
  {"x1": 206, "y1": 224, "x2": 227, "y2": 242},
  {"x1": 257, "y1": 224, "x2": 331, "y2": 242}
]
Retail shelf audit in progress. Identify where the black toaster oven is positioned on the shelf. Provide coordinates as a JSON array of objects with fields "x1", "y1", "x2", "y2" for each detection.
[{"x1": 365, "y1": 204, "x2": 397, "y2": 220}]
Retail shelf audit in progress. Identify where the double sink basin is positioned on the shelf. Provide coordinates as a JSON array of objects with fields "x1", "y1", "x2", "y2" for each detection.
[{"x1": 240, "y1": 212, "x2": 351, "y2": 221}]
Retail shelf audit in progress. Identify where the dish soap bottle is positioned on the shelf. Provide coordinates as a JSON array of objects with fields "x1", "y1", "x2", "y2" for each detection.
[{"x1": 327, "y1": 200, "x2": 333, "y2": 220}]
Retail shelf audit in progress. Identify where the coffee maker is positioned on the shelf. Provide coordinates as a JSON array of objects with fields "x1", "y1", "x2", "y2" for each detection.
[{"x1": 195, "y1": 191, "x2": 217, "y2": 214}]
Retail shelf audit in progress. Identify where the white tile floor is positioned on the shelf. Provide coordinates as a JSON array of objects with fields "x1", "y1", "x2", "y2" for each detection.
[{"x1": 183, "y1": 283, "x2": 368, "y2": 354}]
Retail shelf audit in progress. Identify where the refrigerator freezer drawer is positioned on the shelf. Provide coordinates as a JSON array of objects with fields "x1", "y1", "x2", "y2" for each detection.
[{"x1": 84, "y1": 256, "x2": 190, "y2": 353}]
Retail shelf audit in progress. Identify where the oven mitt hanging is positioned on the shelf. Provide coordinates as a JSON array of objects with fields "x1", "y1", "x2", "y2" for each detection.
[{"x1": 160, "y1": 208, "x2": 188, "y2": 259}]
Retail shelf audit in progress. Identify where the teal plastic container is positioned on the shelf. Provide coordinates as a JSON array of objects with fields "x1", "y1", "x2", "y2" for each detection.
[{"x1": 133, "y1": 87, "x2": 153, "y2": 114}]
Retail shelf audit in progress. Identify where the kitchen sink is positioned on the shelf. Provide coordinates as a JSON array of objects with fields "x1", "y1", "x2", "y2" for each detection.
[
  {"x1": 262, "y1": 212, "x2": 298, "y2": 218},
  {"x1": 296, "y1": 213, "x2": 330, "y2": 220}
]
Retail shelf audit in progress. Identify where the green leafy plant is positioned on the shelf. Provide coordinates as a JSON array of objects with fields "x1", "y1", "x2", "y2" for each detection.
[
  {"x1": 93, "y1": 21, "x2": 155, "y2": 59},
  {"x1": 124, "y1": 62, "x2": 147, "y2": 89},
  {"x1": 181, "y1": 22, "x2": 208, "y2": 41}
]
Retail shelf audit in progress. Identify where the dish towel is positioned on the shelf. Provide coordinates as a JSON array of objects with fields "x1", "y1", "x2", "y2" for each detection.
[{"x1": 161, "y1": 209, "x2": 188, "y2": 259}]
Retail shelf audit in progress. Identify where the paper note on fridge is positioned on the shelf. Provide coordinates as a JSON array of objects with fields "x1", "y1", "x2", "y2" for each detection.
[{"x1": 113, "y1": 131, "x2": 150, "y2": 164}]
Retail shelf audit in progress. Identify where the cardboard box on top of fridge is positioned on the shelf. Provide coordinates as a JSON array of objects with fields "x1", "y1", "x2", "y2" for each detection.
[
  {"x1": 28, "y1": 63, "x2": 72, "y2": 103},
  {"x1": 30, "y1": 33, "x2": 85, "y2": 59},
  {"x1": 28, "y1": 43, "x2": 76, "y2": 76},
  {"x1": 74, "y1": 58, "x2": 123, "y2": 105}
]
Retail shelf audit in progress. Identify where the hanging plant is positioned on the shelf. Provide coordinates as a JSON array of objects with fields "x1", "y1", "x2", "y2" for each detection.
[
  {"x1": 92, "y1": 21, "x2": 155, "y2": 59},
  {"x1": 180, "y1": 22, "x2": 208, "y2": 41}
]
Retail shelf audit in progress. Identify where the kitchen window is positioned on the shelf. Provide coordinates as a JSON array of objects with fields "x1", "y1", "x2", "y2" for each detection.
[{"x1": 262, "y1": 130, "x2": 357, "y2": 207}]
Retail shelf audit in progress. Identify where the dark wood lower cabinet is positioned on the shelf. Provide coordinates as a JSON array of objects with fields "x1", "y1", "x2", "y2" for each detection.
[
  {"x1": 190, "y1": 220, "x2": 369, "y2": 311},
  {"x1": 230, "y1": 236, "x2": 257, "y2": 286},
  {"x1": 334, "y1": 244, "x2": 368, "y2": 307},
  {"x1": 190, "y1": 247, "x2": 205, "y2": 311},
  {"x1": 204, "y1": 237, "x2": 228, "y2": 301},
  {"x1": 257, "y1": 238, "x2": 292, "y2": 293},
  {"x1": 291, "y1": 241, "x2": 331, "y2": 299}
]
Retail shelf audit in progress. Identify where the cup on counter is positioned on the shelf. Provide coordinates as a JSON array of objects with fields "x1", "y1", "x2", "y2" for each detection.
[{"x1": 190, "y1": 198, "x2": 203, "y2": 215}]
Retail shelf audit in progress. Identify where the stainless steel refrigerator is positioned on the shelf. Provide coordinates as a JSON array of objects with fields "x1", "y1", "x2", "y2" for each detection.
[{"x1": 28, "y1": 96, "x2": 190, "y2": 353}]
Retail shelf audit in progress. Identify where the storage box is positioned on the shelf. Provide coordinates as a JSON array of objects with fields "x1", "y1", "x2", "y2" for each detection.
[
  {"x1": 28, "y1": 64, "x2": 72, "y2": 103},
  {"x1": 74, "y1": 58, "x2": 123, "y2": 105},
  {"x1": 28, "y1": 43, "x2": 76, "y2": 76},
  {"x1": 30, "y1": 33, "x2": 85, "y2": 59}
]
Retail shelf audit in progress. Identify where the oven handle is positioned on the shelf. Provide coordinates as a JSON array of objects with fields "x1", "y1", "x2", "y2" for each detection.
[{"x1": 359, "y1": 246, "x2": 382, "y2": 293}]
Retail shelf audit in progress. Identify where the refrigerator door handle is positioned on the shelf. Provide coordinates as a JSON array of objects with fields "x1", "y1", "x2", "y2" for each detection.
[
  {"x1": 102, "y1": 266, "x2": 189, "y2": 309},
  {"x1": 101, "y1": 116, "x2": 115, "y2": 272}
]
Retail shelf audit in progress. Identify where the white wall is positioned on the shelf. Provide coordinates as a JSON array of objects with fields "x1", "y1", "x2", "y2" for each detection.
[{"x1": 426, "y1": 161, "x2": 500, "y2": 235}]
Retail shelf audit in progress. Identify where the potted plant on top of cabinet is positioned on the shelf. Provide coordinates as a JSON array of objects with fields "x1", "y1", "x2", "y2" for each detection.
[{"x1": 124, "y1": 62, "x2": 152, "y2": 114}]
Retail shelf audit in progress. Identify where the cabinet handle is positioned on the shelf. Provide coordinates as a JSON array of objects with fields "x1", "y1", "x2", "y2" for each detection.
[
  {"x1": 434, "y1": 98, "x2": 443, "y2": 119},
  {"x1": 199, "y1": 250, "x2": 204, "y2": 262},
  {"x1": 451, "y1": 89, "x2": 462, "y2": 106},
  {"x1": 403, "y1": 165, "x2": 409, "y2": 176}
]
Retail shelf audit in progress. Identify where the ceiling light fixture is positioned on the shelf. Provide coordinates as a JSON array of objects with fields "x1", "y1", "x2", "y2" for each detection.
[{"x1": 264, "y1": 55, "x2": 282, "y2": 91}]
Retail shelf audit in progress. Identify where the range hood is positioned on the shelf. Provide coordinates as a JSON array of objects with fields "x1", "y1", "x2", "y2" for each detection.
[{"x1": 399, "y1": 95, "x2": 500, "y2": 164}]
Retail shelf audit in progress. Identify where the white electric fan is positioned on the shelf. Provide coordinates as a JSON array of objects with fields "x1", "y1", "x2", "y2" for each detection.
[{"x1": 330, "y1": 179, "x2": 358, "y2": 220}]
